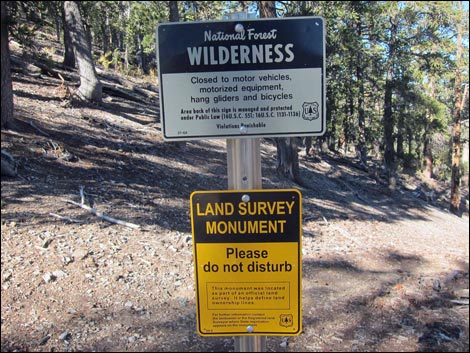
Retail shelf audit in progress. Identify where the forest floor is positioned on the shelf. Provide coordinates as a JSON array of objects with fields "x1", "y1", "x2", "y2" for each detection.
[{"x1": 1, "y1": 36, "x2": 469, "y2": 352}]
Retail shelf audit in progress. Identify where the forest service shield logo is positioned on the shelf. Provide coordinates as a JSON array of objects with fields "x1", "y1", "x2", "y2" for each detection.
[
  {"x1": 302, "y1": 102, "x2": 319, "y2": 121},
  {"x1": 279, "y1": 314, "x2": 294, "y2": 327}
]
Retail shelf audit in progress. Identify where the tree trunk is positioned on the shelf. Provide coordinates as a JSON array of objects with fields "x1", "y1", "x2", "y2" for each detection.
[
  {"x1": 407, "y1": 129, "x2": 413, "y2": 157},
  {"x1": 167, "y1": 0, "x2": 186, "y2": 149},
  {"x1": 328, "y1": 117, "x2": 337, "y2": 152},
  {"x1": 101, "y1": 19, "x2": 109, "y2": 55},
  {"x1": 404, "y1": 127, "x2": 413, "y2": 170},
  {"x1": 260, "y1": 1, "x2": 302, "y2": 184},
  {"x1": 357, "y1": 65, "x2": 367, "y2": 163},
  {"x1": 64, "y1": 1, "x2": 102, "y2": 103},
  {"x1": 345, "y1": 78, "x2": 354, "y2": 154},
  {"x1": 111, "y1": 26, "x2": 120, "y2": 52},
  {"x1": 304, "y1": 137, "x2": 313, "y2": 156},
  {"x1": 396, "y1": 111, "x2": 405, "y2": 161},
  {"x1": 105, "y1": 10, "x2": 111, "y2": 54},
  {"x1": 259, "y1": 1, "x2": 276, "y2": 18},
  {"x1": 422, "y1": 132, "x2": 433, "y2": 179},
  {"x1": 49, "y1": 1, "x2": 61, "y2": 42},
  {"x1": 62, "y1": 2, "x2": 75, "y2": 68},
  {"x1": 321, "y1": 138, "x2": 329, "y2": 154},
  {"x1": 276, "y1": 138, "x2": 301, "y2": 184},
  {"x1": 169, "y1": 1, "x2": 179, "y2": 22},
  {"x1": 450, "y1": 116, "x2": 462, "y2": 214},
  {"x1": 383, "y1": 19, "x2": 398, "y2": 192},
  {"x1": 450, "y1": 11, "x2": 464, "y2": 214},
  {"x1": 136, "y1": 32, "x2": 144, "y2": 72},
  {"x1": 1, "y1": 1, "x2": 14, "y2": 129},
  {"x1": 124, "y1": 3, "x2": 130, "y2": 70}
]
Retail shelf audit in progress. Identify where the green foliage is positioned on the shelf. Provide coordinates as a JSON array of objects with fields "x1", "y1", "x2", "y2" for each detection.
[
  {"x1": 6, "y1": 1, "x2": 66, "y2": 48},
  {"x1": 111, "y1": 48, "x2": 122, "y2": 72},
  {"x1": 180, "y1": 1, "x2": 235, "y2": 21},
  {"x1": 432, "y1": 132, "x2": 453, "y2": 181},
  {"x1": 6, "y1": 1, "x2": 468, "y2": 183},
  {"x1": 461, "y1": 160, "x2": 469, "y2": 179},
  {"x1": 402, "y1": 152, "x2": 420, "y2": 174},
  {"x1": 13, "y1": 22, "x2": 37, "y2": 47},
  {"x1": 97, "y1": 51, "x2": 113, "y2": 70}
]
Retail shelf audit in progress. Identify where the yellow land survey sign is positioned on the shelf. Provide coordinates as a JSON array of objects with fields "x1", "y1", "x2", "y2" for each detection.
[{"x1": 190, "y1": 189, "x2": 302, "y2": 336}]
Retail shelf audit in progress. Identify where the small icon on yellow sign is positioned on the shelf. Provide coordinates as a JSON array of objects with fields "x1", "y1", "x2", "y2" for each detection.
[{"x1": 279, "y1": 314, "x2": 293, "y2": 328}]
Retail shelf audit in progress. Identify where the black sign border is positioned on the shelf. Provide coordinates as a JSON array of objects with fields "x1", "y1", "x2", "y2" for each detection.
[
  {"x1": 156, "y1": 16, "x2": 326, "y2": 141},
  {"x1": 190, "y1": 189, "x2": 303, "y2": 336}
]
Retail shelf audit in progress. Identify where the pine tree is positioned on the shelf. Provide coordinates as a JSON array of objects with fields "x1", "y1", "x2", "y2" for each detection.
[{"x1": 64, "y1": 1, "x2": 102, "y2": 103}]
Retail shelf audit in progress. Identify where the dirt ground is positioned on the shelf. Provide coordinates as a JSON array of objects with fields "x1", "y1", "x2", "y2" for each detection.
[{"x1": 1, "y1": 44, "x2": 469, "y2": 352}]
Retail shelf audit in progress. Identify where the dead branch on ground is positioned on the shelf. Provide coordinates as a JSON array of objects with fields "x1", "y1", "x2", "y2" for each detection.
[
  {"x1": 63, "y1": 187, "x2": 141, "y2": 229},
  {"x1": 63, "y1": 199, "x2": 141, "y2": 229}
]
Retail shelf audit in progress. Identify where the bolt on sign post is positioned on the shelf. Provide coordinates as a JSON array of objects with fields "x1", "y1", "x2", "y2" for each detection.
[{"x1": 157, "y1": 15, "x2": 325, "y2": 352}]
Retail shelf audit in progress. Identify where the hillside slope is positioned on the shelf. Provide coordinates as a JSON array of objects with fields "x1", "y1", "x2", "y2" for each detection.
[{"x1": 1, "y1": 37, "x2": 469, "y2": 352}]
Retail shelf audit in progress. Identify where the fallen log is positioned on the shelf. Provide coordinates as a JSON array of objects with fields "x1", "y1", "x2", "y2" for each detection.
[
  {"x1": 10, "y1": 55, "x2": 42, "y2": 77},
  {"x1": 102, "y1": 83, "x2": 150, "y2": 104},
  {"x1": 1, "y1": 150, "x2": 17, "y2": 177},
  {"x1": 132, "y1": 85, "x2": 158, "y2": 100}
]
